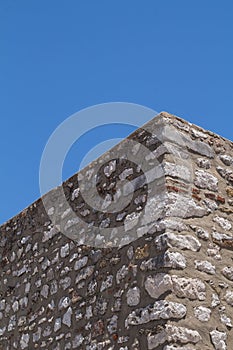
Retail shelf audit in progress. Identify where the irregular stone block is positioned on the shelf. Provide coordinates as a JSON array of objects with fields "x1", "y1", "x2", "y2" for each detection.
[
  {"x1": 125, "y1": 301, "x2": 186, "y2": 327},
  {"x1": 210, "y1": 330, "x2": 227, "y2": 350},
  {"x1": 194, "y1": 170, "x2": 218, "y2": 192},
  {"x1": 155, "y1": 232, "x2": 201, "y2": 252},
  {"x1": 148, "y1": 325, "x2": 201, "y2": 349}
]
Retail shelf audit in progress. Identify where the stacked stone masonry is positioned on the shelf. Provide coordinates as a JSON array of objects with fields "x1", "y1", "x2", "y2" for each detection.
[{"x1": 0, "y1": 112, "x2": 233, "y2": 349}]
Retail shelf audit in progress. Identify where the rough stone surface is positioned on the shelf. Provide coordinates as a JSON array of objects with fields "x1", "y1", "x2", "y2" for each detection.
[{"x1": 0, "y1": 112, "x2": 233, "y2": 349}]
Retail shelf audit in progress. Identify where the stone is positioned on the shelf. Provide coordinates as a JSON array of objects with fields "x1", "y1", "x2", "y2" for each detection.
[
  {"x1": 107, "y1": 315, "x2": 118, "y2": 334},
  {"x1": 171, "y1": 276, "x2": 206, "y2": 300},
  {"x1": 194, "y1": 170, "x2": 218, "y2": 192},
  {"x1": 224, "y1": 290, "x2": 233, "y2": 306},
  {"x1": 62, "y1": 307, "x2": 72, "y2": 327},
  {"x1": 212, "y1": 293, "x2": 221, "y2": 308},
  {"x1": 210, "y1": 330, "x2": 227, "y2": 350},
  {"x1": 194, "y1": 306, "x2": 211, "y2": 322},
  {"x1": 155, "y1": 232, "x2": 201, "y2": 252},
  {"x1": 145, "y1": 274, "x2": 172, "y2": 299},
  {"x1": 100, "y1": 275, "x2": 113, "y2": 292},
  {"x1": 41, "y1": 284, "x2": 49, "y2": 298},
  {"x1": 60, "y1": 243, "x2": 70, "y2": 258},
  {"x1": 116, "y1": 265, "x2": 128, "y2": 284},
  {"x1": 20, "y1": 334, "x2": 30, "y2": 349},
  {"x1": 54, "y1": 318, "x2": 61, "y2": 332},
  {"x1": 220, "y1": 154, "x2": 233, "y2": 166},
  {"x1": 147, "y1": 325, "x2": 201, "y2": 349},
  {"x1": 191, "y1": 226, "x2": 209, "y2": 240},
  {"x1": 213, "y1": 216, "x2": 232, "y2": 231},
  {"x1": 140, "y1": 251, "x2": 187, "y2": 271},
  {"x1": 197, "y1": 157, "x2": 211, "y2": 169},
  {"x1": 126, "y1": 286, "x2": 140, "y2": 306},
  {"x1": 220, "y1": 313, "x2": 232, "y2": 328},
  {"x1": 125, "y1": 301, "x2": 186, "y2": 327},
  {"x1": 74, "y1": 256, "x2": 88, "y2": 271},
  {"x1": 166, "y1": 193, "x2": 207, "y2": 218},
  {"x1": 194, "y1": 260, "x2": 216, "y2": 275},
  {"x1": 163, "y1": 162, "x2": 192, "y2": 182},
  {"x1": 222, "y1": 267, "x2": 233, "y2": 281}
]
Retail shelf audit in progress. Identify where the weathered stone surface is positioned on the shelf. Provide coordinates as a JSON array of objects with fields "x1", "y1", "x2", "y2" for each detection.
[
  {"x1": 155, "y1": 232, "x2": 201, "y2": 251},
  {"x1": 194, "y1": 260, "x2": 216, "y2": 275},
  {"x1": 126, "y1": 286, "x2": 140, "y2": 306},
  {"x1": 222, "y1": 267, "x2": 233, "y2": 281},
  {"x1": 125, "y1": 301, "x2": 187, "y2": 327},
  {"x1": 148, "y1": 325, "x2": 201, "y2": 349},
  {"x1": 194, "y1": 170, "x2": 218, "y2": 192},
  {"x1": 166, "y1": 193, "x2": 207, "y2": 218},
  {"x1": 140, "y1": 251, "x2": 187, "y2": 271},
  {"x1": 213, "y1": 216, "x2": 232, "y2": 231},
  {"x1": 145, "y1": 273, "x2": 206, "y2": 301},
  {"x1": 145, "y1": 273, "x2": 172, "y2": 299},
  {"x1": 171, "y1": 275, "x2": 206, "y2": 300},
  {"x1": 0, "y1": 112, "x2": 233, "y2": 349},
  {"x1": 194, "y1": 306, "x2": 211, "y2": 322},
  {"x1": 224, "y1": 290, "x2": 233, "y2": 306},
  {"x1": 210, "y1": 330, "x2": 227, "y2": 350}
]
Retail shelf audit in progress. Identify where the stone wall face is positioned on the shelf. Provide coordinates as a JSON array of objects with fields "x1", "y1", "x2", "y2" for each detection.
[{"x1": 0, "y1": 112, "x2": 233, "y2": 349}]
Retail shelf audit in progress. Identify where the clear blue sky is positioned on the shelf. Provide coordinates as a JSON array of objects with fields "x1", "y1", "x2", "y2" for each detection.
[{"x1": 1, "y1": 1, "x2": 233, "y2": 224}]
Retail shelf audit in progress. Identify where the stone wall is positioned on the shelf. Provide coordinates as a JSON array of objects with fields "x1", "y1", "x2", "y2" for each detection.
[{"x1": 0, "y1": 112, "x2": 233, "y2": 349}]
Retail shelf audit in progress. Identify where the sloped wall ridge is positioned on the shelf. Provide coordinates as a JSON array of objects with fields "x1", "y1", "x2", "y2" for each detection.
[{"x1": 0, "y1": 112, "x2": 233, "y2": 349}]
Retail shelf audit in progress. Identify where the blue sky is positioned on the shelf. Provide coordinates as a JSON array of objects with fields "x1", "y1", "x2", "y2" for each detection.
[{"x1": 0, "y1": 1, "x2": 233, "y2": 224}]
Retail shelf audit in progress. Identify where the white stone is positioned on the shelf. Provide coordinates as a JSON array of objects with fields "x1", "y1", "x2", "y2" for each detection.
[
  {"x1": 220, "y1": 154, "x2": 233, "y2": 166},
  {"x1": 222, "y1": 266, "x2": 233, "y2": 281},
  {"x1": 194, "y1": 306, "x2": 211, "y2": 322},
  {"x1": 20, "y1": 334, "x2": 30, "y2": 349},
  {"x1": 212, "y1": 232, "x2": 233, "y2": 242},
  {"x1": 213, "y1": 216, "x2": 232, "y2": 231},
  {"x1": 163, "y1": 251, "x2": 187, "y2": 269},
  {"x1": 164, "y1": 162, "x2": 192, "y2": 182},
  {"x1": 124, "y1": 212, "x2": 141, "y2": 231},
  {"x1": 145, "y1": 274, "x2": 172, "y2": 299},
  {"x1": 155, "y1": 232, "x2": 201, "y2": 252},
  {"x1": 148, "y1": 325, "x2": 201, "y2": 349},
  {"x1": 220, "y1": 313, "x2": 232, "y2": 328},
  {"x1": 74, "y1": 256, "x2": 88, "y2": 271},
  {"x1": 171, "y1": 276, "x2": 206, "y2": 301},
  {"x1": 224, "y1": 290, "x2": 233, "y2": 306},
  {"x1": 62, "y1": 307, "x2": 72, "y2": 327},
  {"x1": 191, "y1": 226, "x2": 209, "y2": 240},
  {"x1": 41, "y1": 284, "x2": 49, "y2": 298},
  {"x1": 210, "y1": 330, "x2": 227, "y2": 350},
  {"x1": 60, "y1": 243, "x2": 70, "y2": 258},
  {"x1": 54, "y1": 318, "x2": 61, "y2": 332},
  {"x1": 100, "y1": 275, "x2": 113, "y2": 292},
  {"x1": 104, "y1": 160, "x2": 116, "y2": 177},
  {"x1": 161, "y1": 218, "x2": 188, "y2": 232},
  {"x1": 71, "y1": 188, "x2": 80, "y2": 200},
  {"x1": 212, "y1": 293, "x2": 220, "y2": 308},
  {"x1": 119, "y1": 168, "x2": 133, "y2": 180},
  {"x1": 125, "y1": 301, "x2": 186, "y2": 327},
  {"x1": 191, "y1": 128, "x2": 208, "y2": 139},
  {"x1": 194, "y1": 170, "x2": 218, "y2": 192},
  {"x1": 126, "y1": 287, "x2": 140, "y2": 306},
  {"x1": 194, "y1": 260, "x2": 216, "y2": 275},
  {"x1": 116, "y1": 265, "x2": 128, "y2": 284},
  {"x1": 166, "y1": 193, "x2": 207, "y2": 218}
]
